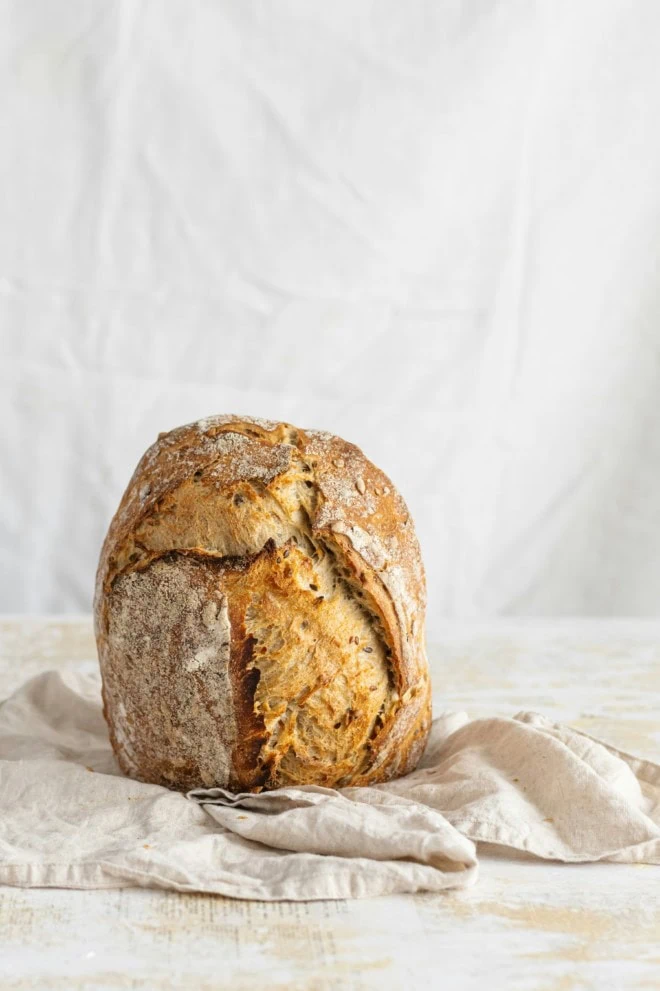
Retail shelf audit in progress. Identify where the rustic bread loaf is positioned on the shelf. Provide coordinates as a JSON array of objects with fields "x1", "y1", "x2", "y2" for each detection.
[{"x1": 94, "y1": 415, "x2": 431, "y2": 792}]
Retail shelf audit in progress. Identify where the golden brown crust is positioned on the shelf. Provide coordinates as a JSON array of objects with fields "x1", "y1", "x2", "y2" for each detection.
[{"x1": 94, "y1": 415, "x2": 431, "y2": 791}]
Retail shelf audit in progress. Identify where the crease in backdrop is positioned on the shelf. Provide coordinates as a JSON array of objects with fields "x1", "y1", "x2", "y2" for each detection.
[{"x1": 1, "y1": 1, "x2": 660, "y2": 627}]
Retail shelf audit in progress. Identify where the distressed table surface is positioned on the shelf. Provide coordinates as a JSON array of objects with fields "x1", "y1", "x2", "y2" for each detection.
[{"x1": 1, "y1": 617, "x2": 660, "y2": 991}]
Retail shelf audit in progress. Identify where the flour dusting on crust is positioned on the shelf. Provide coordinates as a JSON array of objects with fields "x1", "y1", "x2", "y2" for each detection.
[{"x1": 104, "y1": 558, "x2": 236, "y2": 789}]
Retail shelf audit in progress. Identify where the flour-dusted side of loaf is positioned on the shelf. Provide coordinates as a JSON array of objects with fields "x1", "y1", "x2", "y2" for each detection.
[{"x1": 94, "y1": 415, "x2": 432, "y2": 792}]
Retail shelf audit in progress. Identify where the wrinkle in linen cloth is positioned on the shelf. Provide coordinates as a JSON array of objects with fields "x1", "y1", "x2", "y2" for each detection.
[{"x1": 1, "y1": 671, "x2": 659, "y2": 900}]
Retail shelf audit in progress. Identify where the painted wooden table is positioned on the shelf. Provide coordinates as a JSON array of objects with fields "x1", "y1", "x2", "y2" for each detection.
[{"x1": 1, "y1": 617, "x2": 659, "y2": 991}]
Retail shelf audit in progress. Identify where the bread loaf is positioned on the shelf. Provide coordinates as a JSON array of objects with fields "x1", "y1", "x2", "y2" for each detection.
[{"x1": 94, "y1": 415, "x2": 431, "y2": 792}]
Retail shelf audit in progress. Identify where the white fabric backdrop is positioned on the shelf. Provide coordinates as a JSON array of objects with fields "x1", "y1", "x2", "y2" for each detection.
[{"x1": 2, "y1": 1, "x2": 660, "y2": 633}]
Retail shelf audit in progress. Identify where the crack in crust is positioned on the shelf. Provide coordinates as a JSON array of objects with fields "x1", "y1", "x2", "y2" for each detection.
[{"x1": 95, "y1": 415, "x2": 431, "y2": 791}]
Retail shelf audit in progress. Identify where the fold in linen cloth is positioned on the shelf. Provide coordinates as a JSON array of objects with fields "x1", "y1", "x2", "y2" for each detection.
[{"x1": 1, "y1": 671, "x2": 659, "y2": 900}]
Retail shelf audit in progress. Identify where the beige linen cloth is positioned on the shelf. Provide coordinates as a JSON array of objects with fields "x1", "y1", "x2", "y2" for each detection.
[{"x1": 1, "y1": 670, "x2": 659, "y2": 900}]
